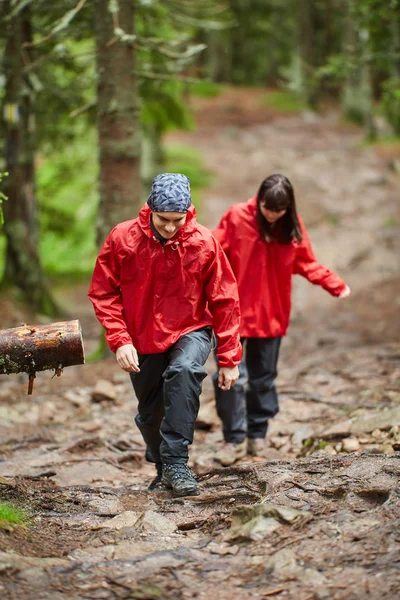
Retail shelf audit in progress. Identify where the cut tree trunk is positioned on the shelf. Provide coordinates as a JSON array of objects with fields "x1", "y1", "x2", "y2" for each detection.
[{"x1": 0, "y1": 320, "x2": 85, "y2": 394}]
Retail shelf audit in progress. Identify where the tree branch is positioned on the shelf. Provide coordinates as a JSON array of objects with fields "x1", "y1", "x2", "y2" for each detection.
[{"x1": 22, "y1": 0, "x2": 89, "y2": 48}]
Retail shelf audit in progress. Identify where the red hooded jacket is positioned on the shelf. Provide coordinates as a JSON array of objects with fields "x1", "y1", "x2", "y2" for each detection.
[
  {"x1": 88, "y1": 204, "x2": 242, "y2": 368},
  {"x1": 213, "y1": 197, "x2": 347, "y2": 339}
]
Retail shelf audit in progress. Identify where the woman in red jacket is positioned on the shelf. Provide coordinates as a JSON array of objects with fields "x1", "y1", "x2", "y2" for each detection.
[{"x1": 213, "y1": 173, "x2": 350, "y2": 466}]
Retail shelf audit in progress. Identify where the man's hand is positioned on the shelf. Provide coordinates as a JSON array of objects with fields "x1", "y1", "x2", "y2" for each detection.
[
  {"x1": 116, "y1": 344, "x2": 140, "y2": 373},
  {"x1": 218, "y1": 366, "x2": 239, "y2": 391},
  {"x1": 339, "y1": 285, "x2": 351, "y2": 299}
]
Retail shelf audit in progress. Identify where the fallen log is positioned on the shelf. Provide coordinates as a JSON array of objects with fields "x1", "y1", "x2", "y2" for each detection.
[{"x1": 0, "y1": 320, "x2": 85, "y2": 395}]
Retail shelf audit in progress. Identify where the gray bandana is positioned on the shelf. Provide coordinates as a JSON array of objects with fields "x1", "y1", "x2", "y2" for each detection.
[{"x1": 147, "y1": 173, "x2": 191, "y2": 213}]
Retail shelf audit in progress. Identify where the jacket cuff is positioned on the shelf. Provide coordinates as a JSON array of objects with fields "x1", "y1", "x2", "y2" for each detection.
[{"x1": 109, "y1": 334, "x2": 134, "y2": 353}]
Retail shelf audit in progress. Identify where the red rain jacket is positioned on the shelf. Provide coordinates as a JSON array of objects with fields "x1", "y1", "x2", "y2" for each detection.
[
  {"x1": 213, "y1": 197, "x2": 347, "y2": 339},
  {"x1": 88, "y1": 204, "x2": 242, "y2": 368}
]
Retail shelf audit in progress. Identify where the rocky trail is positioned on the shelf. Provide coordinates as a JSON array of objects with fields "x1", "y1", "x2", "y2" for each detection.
[{"x1": 0, "y1": 88, "x2": 399, "y2": 599}]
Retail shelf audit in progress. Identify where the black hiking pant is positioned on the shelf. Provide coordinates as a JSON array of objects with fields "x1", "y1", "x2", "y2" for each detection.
[
  {"x1": 130, "y1": 327, "x2": 212, "y2": 465},
  {"x1": 213, "y1": 337, "x2": 281, "y2": 444}
]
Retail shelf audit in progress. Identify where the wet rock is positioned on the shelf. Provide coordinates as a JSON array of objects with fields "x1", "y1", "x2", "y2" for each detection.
[
  {"x1": 207, "y1": 542, "x2": 240, "y2": 556},
  {"x1": 91, "y1": 379, "x2": 117, "y2": 403},
  {"x1": 99, "y1": 511, "x2": 140, "y2": 529},
  {"x1": 350, "y1": 407, "x2": 400, "y2": 434},
  {"x1": 88, "y1": 496, "x2": 124, "y2": 516},
  {"x1": 63, "y1": 389, "x2": 90, "y2": 407},
  {"x1": 320, "y1": 406, "x2": 400, "y2": 439},
  {"x1": 380, "y1": 443, "x2": 394, "y2": 454},
  {"x1": 134, "y1": 510, "x2": 178, "y2": 534},
  {"x1": 371, "y1": 428, "x2": 386, "y2": 442},
  {"x1": 225, "y1": 503, "x2": 312, "y2": 542},
  {"x1": 80, "y1": 419, "x2": 102, "y2": 432},
  {"x1": 54, "y1": 460, "x2": 123, "y2": 487},
  {"x1": 342, "y1": 438, "x2": 360, "y2": 453},
  {"x1": 291, "y1": 426, "x2": 314, "y2": 447},
  {"x1": 269, "y1": 548, "x2": 301, "y2": 580}
]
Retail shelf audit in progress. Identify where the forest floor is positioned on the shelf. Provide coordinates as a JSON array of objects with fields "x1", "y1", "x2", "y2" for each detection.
[{"x1": 1, "y1": 87, "x2": 400, "y2": 599}]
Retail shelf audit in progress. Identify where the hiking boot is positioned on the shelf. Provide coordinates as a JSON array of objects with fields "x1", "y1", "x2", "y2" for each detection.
[
  {"x1": 247, "y1": 438, "x2": 267, "y2": 457},
  {"x1": 162, "y1": 463, "x2": 199, "y2": 497},
  {"x1": 215, "y1": 440, "x2": 247, "y2": 467},
  {"x1": 148, "y1": 463, "x2": 163, "y2": 491}
]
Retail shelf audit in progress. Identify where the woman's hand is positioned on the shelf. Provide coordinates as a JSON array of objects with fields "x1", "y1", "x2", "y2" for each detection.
[
  {"x1": 116, "y1": 344, "x2": 140, "y2": 373},
  {"x1": 218, "y1": 366, "x2": 239, "y2": 391},
  {"x1": 339, "y1": 285, "x2": 351, "y2": 299}
]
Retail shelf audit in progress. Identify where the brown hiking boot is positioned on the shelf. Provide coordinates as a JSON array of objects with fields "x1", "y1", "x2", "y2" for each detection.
[
  {"x1": 215, "y1": 441, "x2": 247, "y2": 466},
  {"x1": 247, "y1": 438, "x2": 267, "y2": 457}
]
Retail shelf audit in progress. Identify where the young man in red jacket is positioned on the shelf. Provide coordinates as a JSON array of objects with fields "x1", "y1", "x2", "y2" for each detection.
[{"x1": 89, "y1": 173, "x2": 241, "y2": 496}]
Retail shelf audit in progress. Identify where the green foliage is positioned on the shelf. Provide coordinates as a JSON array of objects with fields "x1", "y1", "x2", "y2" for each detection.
[
  {"x1": 261, "y1": 90, "x2": 307, "y2": 113},
  {"x1": 37, "y1": 125, "x2": 98, "y2": 278},
  {"x1": 141, "y1": 81, "x2": 193, "y2": 133},
  {"x1": 381, "y1": 79, "x2": 400, "y2": 135},
  {"x1": 35, "y1": 38, "x2": 96, "y2": 149},
  {"x1": 224, "y1": 0, "x2": 295, "y2": 86},
  {"x1": 0, "y1": 502, "x2": 27, "y2": 527}
]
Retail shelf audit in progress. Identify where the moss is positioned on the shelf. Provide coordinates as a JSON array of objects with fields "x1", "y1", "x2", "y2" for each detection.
[{"x1": 0, "y1": 502, "x2": 27, "y2": 528}]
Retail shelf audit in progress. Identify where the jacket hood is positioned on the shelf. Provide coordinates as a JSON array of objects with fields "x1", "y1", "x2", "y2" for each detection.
[{"x1": 137, "y1": 203, "x2": 197, "y2": 242}]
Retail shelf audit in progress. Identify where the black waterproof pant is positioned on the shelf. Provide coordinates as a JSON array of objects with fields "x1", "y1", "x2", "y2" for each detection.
[
  {"x1": 213, "y1": 337, "x2": 281, "y2": 444},
  {"x1": 130, "y1": 328, "x2": 212, "y2": 465}
]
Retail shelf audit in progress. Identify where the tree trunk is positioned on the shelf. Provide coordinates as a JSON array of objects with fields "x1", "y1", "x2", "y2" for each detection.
[
  {"x1": 0, "y1": 319, "x2": 84, "y2": 395},
  {"x1": 341, "y1": 2, "x2": 375, "y2": 138},
  {"x1": 1, "y1": 2, "x2": 59, "y2": 316},
  {"x1": 94, "y1": 0, "x2": 141, "y2": 247},
  {"x1": 141, "y1": 122, "x2": 164, "y2": 190},
  {"x1": 297, "y1": 0, "x2": 319, "y2": 108}
]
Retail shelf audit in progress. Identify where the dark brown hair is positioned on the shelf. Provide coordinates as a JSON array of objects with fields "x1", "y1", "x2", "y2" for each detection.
[{"x1": 256, "y1": 174, "x2": 302, "y2": 244}]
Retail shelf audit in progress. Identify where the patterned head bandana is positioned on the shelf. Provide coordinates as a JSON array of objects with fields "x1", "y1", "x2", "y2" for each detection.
[{"x1": 147, "y1": 173, "x2": 191, "y2": 213}]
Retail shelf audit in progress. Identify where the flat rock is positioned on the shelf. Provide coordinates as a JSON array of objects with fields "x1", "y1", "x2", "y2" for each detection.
[
  {"x1": 99, "y1": 510, "x2": 140, "y2": 529},
  {"x1": 91, "y1": 379, "x2": 117, "y2": 402},
  {"x1": 69, "y1": 537, "x2": 181, "y2": 563},
  {"x1": 342, "y1": 437, "x2": 361, "y2": 452},
  {"x1": 87, "y1": 496, "x2": 124, "y2": 516},
  {"x1": 320, "y1": 406, "x2": 400, "y2": 438},
  {"x1": 134, "y1": 510, "x2": 178, "y2": 534}
]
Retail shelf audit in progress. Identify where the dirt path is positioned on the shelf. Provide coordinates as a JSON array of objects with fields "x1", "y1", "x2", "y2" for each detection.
[{"x1": 1, "y1": 88, "x2": 399, "y2": 599}]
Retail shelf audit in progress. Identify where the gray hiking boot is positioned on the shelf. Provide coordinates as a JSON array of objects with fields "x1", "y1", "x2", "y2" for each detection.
[
  {"x1": 247, "y1": 438, "x2": 267, "y2": 457},
  {"x1": 215, "y1": 440, "x2": 247, "y2": 466},
  {"x1": 162, "y1": 463, "x2": 199, "y2": 497}
]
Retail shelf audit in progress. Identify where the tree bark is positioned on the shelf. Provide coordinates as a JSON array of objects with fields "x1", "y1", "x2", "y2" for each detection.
[
  {"x1": 1, "y1": 2, "x2": 59, "y2": 316},
  {"x1": 297, "y1": 0, "x2": 319, "y2": 108},
  {"x1": 341, "y1": 1, "x2": 375, "y2": 138},
  {"x1": 0, "y1": 320, "x2": 85, "y2": 376},
  {"x1": 94, "y1": 0, "x2": 141, "y2": 247}
]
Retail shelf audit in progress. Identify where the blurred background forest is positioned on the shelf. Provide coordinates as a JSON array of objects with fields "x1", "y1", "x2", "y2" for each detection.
[{"x1": 0, "y1": 0, "x2": 399, "y2": 316}]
